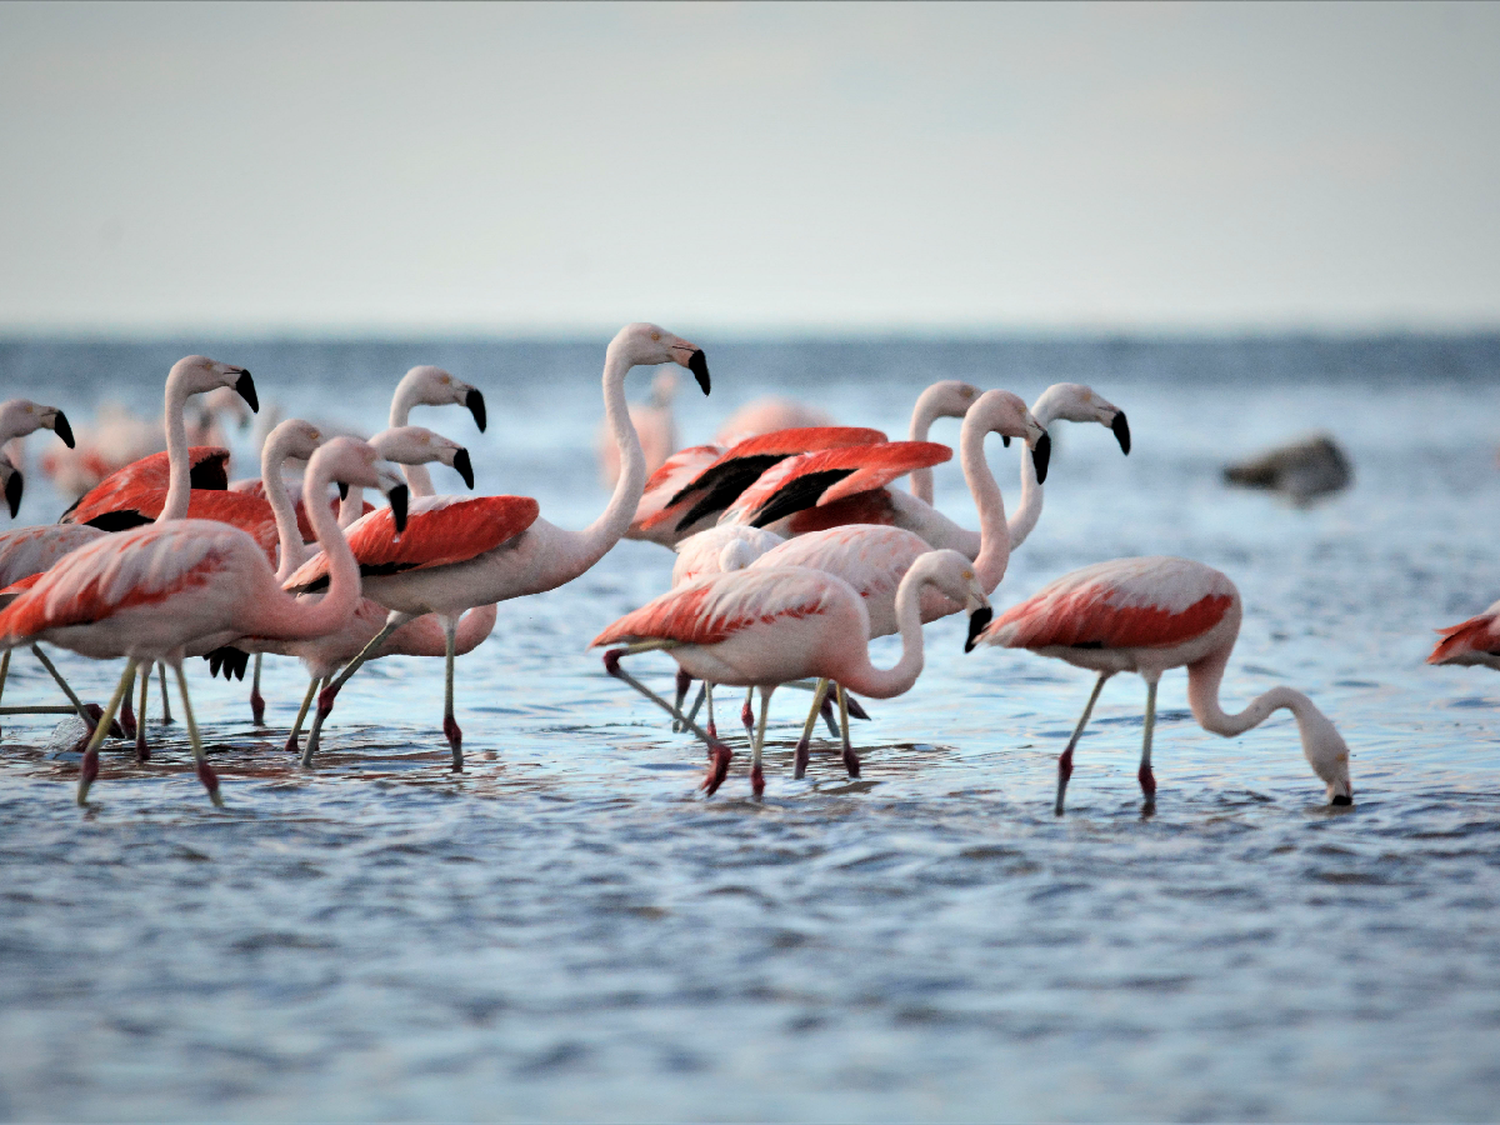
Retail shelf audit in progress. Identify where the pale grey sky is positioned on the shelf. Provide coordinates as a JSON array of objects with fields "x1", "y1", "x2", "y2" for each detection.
[{"x1": 1, "y1": 1, "x2": 1497, "y2": 333}]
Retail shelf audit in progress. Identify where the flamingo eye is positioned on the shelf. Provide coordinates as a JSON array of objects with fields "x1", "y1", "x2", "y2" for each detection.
[{"x1": 651, "y1": 331, "x2": 661, "y2": 342}]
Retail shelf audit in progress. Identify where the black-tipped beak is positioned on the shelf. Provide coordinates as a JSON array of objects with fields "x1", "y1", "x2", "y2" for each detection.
[
  {"x1": 234, "y1": 370, "x2": 259, "y2": 413},
  {"x1": 453, "y1": 447, "x2": 475, "y2": 490},
  {"x1": 1330, "y1": 793, "x2": 1353, "y2": 807},
  {"x1": 465, "y1": 387, "x2": 487, "y2": 433},
  {"x1": 1111, "y1": 411, "x2": 1131, "y2": 455},
  {"x1": 52, "y1": 411, "x2": 75, "y2": 448},
  {"x1": 337, "y1": 482, "x2": 349, "y2": 501},
  {"x1": 1031, "y1": 431, "x2": 1051, "y2": 484},
  {"x1": 5, "y1": 470, "x2": 22, "y2": 518},
  {"x1": 965, "y1": 605, "x2": 994, "y2": 653},
  {"x1": 387, "y1": 483, "x2": 409, "y2": 535},
  {"x1": 1002, "y1": 435, "x2": 1011, "y2": 447},
  {"x1": 688, "y1": 350, "x2": 711, "y2": 395}
]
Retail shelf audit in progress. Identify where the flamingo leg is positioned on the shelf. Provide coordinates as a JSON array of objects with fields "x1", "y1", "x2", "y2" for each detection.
[
  {"x1": 0, "y1": 647, "x2": 10, "y2": 706},
  {"x1": 838, "y1": 683, "x2": 860, "y2": 777},
  {"x1": 134, "y1": 667, "x2": 151, "y2": 763},
  {"x1": 29, "y1": 644, "x2": 92, "y2": 725},
  {"x1": 173, "y1": 663, "x2": 222, "y2": 807},
  {"x1": 793, "y1": 678, "x2": 831, "y2": 779},
  {"x1": 601, "y1": 649, "x2": 733, "y2": 795},
  {"x1": 750, "y1": 686, "x2": 773, "y2": 797},
  {"x1": 301, "y1": 614, "x2": 412, "y2": 767},
  {"x1": 285, "y1": 676, "x2": 322, "y2": 756},
  {"x1": 250, "y1": 653, "x2": 265, "y2": 726},
  {"x1": 158, "y1": 663, "x2": 173, "y2": 724},
  {"x1": 671, "y1": 669, "x2": 693, "y2": 732},
  {"x1": 820, "y1": 687, "x2": 841, "y2": 739},
  {"x1": 740, "y1": 688, "x2": 754, "y2": 740},
  {"x1": 300, "y1": 675, "x2": 343, "y2": 767},
  {"x1": 704, "y1": 681, "x2": 717, "y2": 740},
  {"x1": 1139, "y1": 674, "x2": 1159, "y2": 809},
  {"x1": 442, "y1": 615, "x2": 462, "y2": 772},
  {"x1": 78, "y1": 661, "x2": 136, "y2": 806},
  {"x1": 1056, "y1": 671, "x2": 1112, "y2": 816}
]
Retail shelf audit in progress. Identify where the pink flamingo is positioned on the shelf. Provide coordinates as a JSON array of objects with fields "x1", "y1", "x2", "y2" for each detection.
[
  {"x1": 971, "y1": 555, "x2": 1354, "y2": 813},
  {"x1": 0, "y1": 438, "x2": 407, "y2": 806},
  {"x1": 1428, "y1": 601, "x2": 1500, "y2": 669},
  {"x1": 593, "y1": 549, "x2": 990, "y2": 796},
  {"x1": 0, "y1": 399, "x2": 75, "y2": 518},
  {"x1": 283, "y1": 322, "x2": 712, "y2": 770}
]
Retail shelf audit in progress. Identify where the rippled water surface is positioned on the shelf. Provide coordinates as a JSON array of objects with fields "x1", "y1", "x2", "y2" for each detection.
[{"x1": 2, "y1": 335, "x2": 1500, "y2": 1121}]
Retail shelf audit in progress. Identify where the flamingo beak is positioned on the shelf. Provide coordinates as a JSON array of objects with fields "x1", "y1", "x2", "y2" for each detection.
[
  {"x1": 465, "y1": 387, "x2": 487, "y2": 433},
  {"x1": 681, "y1": 348, "x2": 711, "y2": 394},
  {"x1": 337, "y1": 482, "x2": 349, "y2": 501},
  {"x1": 453, "y1": 447, "x2": 475, "y2": 489},
  {"x1": 1030, "y1": 431, "x2": 1051, "y2": 484},
  {"x1": 1002, "y1": 436, "x2": 1011, "y2": 447},
  {"x1": 234, "y1": 370, "x2": 259, "y2": 413},
  {"x1": 52, "y1": 411, "x2": 75, "y2": 448},
  {"x1": 5, "y1": 470, "x2": 22, "y2": 518},
  {"x1": 387, "y1": 483, "x2": 409, "y2": 535},
  {"x1": 1112, "y1": 412, "x2": 1131, "y2": 455},
  {"x1": 965, "y1": 605, "x2": 993, "y2": 653}
]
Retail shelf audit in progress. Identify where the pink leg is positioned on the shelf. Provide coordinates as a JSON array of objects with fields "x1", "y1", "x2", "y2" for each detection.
[
  {"x1": 134, "y1": 669, "x2": 150, "y2": 763},
  {"x1": 602, "y1": 649, "x2": 734, "y2": 794},
  {"x1": 119, "y1": 691, "x2": 137, "y2": 742},
  {"x1": 836, "y1": 685, "x2": 860, "y2": 778},
  {"x1": 1056, "y1": 672, "x2": 1110, "y2": 816},
  {"x1": 740, "y1": 691, "x2": 754, "y2": 738}
]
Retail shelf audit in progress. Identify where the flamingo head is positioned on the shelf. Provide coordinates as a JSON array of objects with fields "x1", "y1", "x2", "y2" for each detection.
[
  {"x1": 1295, "y1": 700, "x2": 1354, "y2": 806},
  {"x1": 908, "y1": 550, "x2": 991, "y2": 638},
  {"x1": 309, "y1": 437, "x2": 409, "y2": 534},
  {"x1": 1032, "y1": 383, "x2": 1130, "y2": 455},
  {"x1": 918, "y1": 380, "x2": 982, "y2": 423},
  {"x1": 263, "y1": 418, "x2": 325, "y2": 468},
  {"x1": 371, "y1": 425, "x2": 475, "y2": 490},
  {"x1": 0, "y1": 399, "x2": 75, "y2": 447},
  {"x1": 396, "y1": 365, "x2": 487, "y2": 433},
  {"x1": 611, "y1": 324, "x2": 710, "y2": 395},
  {"x1": 168, "y1": 355, "x2": 259, "y2": 414},
  {"x1": 967, "y1": 390, "x2": 1051, "y2": 483}
]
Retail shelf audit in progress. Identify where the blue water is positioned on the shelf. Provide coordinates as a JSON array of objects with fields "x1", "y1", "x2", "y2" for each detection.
[{"x1": 2, "y1": 334, "x2": 1499, "y2": 1121}]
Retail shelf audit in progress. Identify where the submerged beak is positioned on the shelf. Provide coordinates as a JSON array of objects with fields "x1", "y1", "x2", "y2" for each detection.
[
  {"x1": 965, "y1": 605, "x2": 994, "y2": 653},
  {"x1": 234, "y1": 370, "x2": 259, "y2": 413},
  {"x1": 453, "y1": 447, "x2": 475, "y2": 489},
  {"x1": 51, "y1": 410, "x2": 75, "y2": 448},
  {"x1": 1112, "y1": 411, "x2": 1131, "y2": 455},
  {"x1": 465, "y1": 387, "x2": 487, "y2": 433},
  {"x1": 1030, "y1": 430, "x2": 1051, "y2": 484},
  {"x1": 5, "y1": 470, "x2": 23, "y2": 518}
]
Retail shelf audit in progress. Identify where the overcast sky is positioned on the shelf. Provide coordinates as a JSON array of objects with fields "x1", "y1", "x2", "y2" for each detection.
[{"x1": 1, "y1": 1, "x2": 1497, "y2": 334}]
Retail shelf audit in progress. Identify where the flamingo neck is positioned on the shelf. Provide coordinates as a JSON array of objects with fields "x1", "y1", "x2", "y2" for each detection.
[
  {"x1": 839, "y1": 558, "x2": 933, "y2": 699},
  {"x1": 388, "y1": 387, "x2": 436, "y2": 497},
  {"x1": 261, "y1": 457, "x2": 364, "y2": 640},
  {"x1": 1007, "y1": 390, "x2": 1068, "y2": 551},
  {"x1": 907, "y1": 385, "x2": 951, "y2": 505},
  {"x1": 559, "y1": 346, "x2": 645, "y2": 574},
  {"x1": 261, "y1": 436, "x2": 306, "y2": 580},
  {"x1": 159, "y1": 373, "x2": 194, "y2": 522},
  {"x1": 961, "y1": 418, "x2": 1011, "y2": 595}
]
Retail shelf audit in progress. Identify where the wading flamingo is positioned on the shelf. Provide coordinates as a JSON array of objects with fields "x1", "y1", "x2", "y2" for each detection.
[
  {"x1": 0, "y1": 438, "x2": 407, "y2": 807},
  {"x1": 1427, "y1": 601, "x2": 1500, "y2": 669},
  {"x1": 971, "y1": 556, "x2": 1354, "y2": 813},
  {"x1": 593, "y1": 549, "x2": 990, "y2": 796},
  {"x1": 283, "y1": 322, "x2": 712, "y2": 770}
]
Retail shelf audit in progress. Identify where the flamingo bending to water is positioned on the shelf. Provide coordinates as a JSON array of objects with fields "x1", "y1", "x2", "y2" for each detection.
[
  {"x1": 0, "y1": 438, "x2": 407, "y2": 806},
  {"x1": 972, "y1": 556, "x2": 1353, "y2": 813},
  {"x1": 283, "y1": 322, "x2": 712, "y2": 771},
  {"x1": 593, "y1": 549, "x2": 990, "y2": 796}
]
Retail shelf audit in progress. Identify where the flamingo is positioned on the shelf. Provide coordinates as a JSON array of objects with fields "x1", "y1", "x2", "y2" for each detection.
[
  {"x1": 593, "y1": 549, "x2": 990, "y2": 796},
  {"x1": 282, "y1": 322, "x2": 712, "y2": 770},
  {"x1": 0, "y1": 438, "x2": 407, "y2": 806},
  {"x1": 0, "y1": 399, "x2": 76, "y2": 518},
  {"x1": 0, "y1": 359, "x2": 258, "y2": 735},
  {"x1": 970, "y1": 555, "x2": 1354, "y2": 813},
  {"x1": 599, "y1": 369, "x2": 680, "y2": 486},
  {"x1": 1427, "y1": 601, "x2": 1500, "y2": 669}
]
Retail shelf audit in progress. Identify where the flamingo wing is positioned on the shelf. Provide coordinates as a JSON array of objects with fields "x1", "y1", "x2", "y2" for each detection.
[
  {"x1": 283, "y1": 494, "x2": 540, "y2": 593},
  {"x1": 750, "y1": 524, "x2": 926, "y2": 602},
  {"x1": 59, "y1": 447, "x2": 230, "y2": 527},
  {"x1": 642, "y1": 426, "x2": 888, "y2": 535},
  {"x1": 986, "y1": 557, "x2": 1236, "y2": 651},
  {"x1": 592, "y1": 566, "x2": 846, "y2": 649},
  {"x1": 1428, "y1": 607, "x2": 1500, "y2": 664},
  {"x1": 723, "y1": 441, "x2": 951, "y2": 528}
]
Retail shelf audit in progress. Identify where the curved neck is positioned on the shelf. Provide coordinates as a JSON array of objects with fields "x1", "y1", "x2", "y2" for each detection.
[
  {"x1": 1187, "y1": 644, "x2": 1305, "y2": 736},
  {"x1": 338, "y1": 487, "x2": 366, "y2": 528},
  {"x1": 1006, "y1": 395, "x2": 1064, "y2": 551},
  {"x1": 388, "y1": 388, "x2": 436, "y2": 497},
  {"x1": 907, "y1": 387, "x2": 948, "y2": 504},
  {"x1": 961, "y1": 419, "x2": 1011, "y2": 595},
  {"x1": 841, "y1": 566, "x2": 930, "y2": 699},
  {"x1": 159, "y1": 373, "x2": 194, "y2": 522},
  {"x1": 551, "y1": 346, "x2": 645, "y2": 576},
  {"x1": 256, "y1": 459, "x2": 364, "y2": 639},
  {"x1": 261, "y1": 435, "x2": 306, "y2": 579}
]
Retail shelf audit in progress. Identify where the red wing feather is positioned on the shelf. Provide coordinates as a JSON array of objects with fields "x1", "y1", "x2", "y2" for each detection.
[
  {"x1": 1428, "y1": 614, "x2": 1500, "y2": 664},
  {"x1": 727, "y1": 441, "x2": 950, "y2": 524},
  {"x1": 60, "y1": 447, "x2": 229, "y2": 525},
  {"x1": 997, "y1": 587, "x2": 1233, "y2": 651}
]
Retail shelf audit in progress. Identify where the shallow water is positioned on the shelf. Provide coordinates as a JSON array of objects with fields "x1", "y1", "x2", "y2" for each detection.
[{"x1": 2, "y1": 335, "x2": 1499, "y2": 1121}]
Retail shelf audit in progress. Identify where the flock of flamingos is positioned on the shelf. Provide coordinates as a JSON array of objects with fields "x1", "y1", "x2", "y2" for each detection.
[{"x1": 1, "y1": 321, "x2": 1491, "y2": 814}]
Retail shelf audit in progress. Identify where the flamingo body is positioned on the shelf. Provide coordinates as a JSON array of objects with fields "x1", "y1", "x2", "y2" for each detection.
[
  {"x1": 720, "y1": 441, "x2": 952, "y2": 529},
  {"x1": 60, "y1": 447, "x2": 230, "y2": 527},
  {"x1": 1428, "y1": 602, "x2": 1500, "y2": 669}
]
